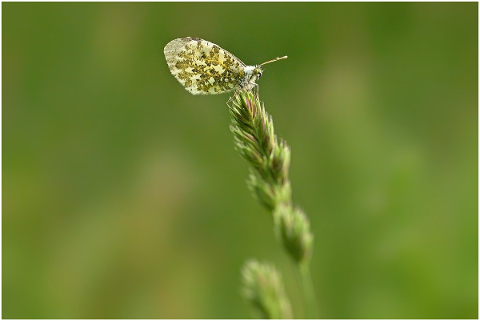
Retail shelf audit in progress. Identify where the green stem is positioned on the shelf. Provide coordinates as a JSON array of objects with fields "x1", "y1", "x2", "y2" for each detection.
[
  {"x1": 299, "y1": 263, "x2": 318, "y2": 319},
  {"x1": 230, "y1": 89, "x2": 318, "y2": 319}
]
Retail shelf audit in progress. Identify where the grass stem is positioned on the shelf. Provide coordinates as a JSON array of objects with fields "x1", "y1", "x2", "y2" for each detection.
[{"x1": 230, "y1": 88, "x2": 318, "y2": 318}]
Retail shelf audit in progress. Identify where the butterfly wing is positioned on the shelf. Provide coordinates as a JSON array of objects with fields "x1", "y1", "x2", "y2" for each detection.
[{"x1": 164, "y1": 37, "x2": 246, "y2": 95}]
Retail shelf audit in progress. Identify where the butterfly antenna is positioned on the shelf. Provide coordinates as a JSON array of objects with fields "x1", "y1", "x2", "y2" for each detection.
[{"x1": 259, "y1": 55, "x2": 288, "y2": 66}]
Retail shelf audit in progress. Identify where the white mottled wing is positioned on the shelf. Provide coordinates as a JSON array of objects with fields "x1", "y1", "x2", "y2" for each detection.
[{"x1": 164, "y1": 37, "x2": 246, "y2": 95}]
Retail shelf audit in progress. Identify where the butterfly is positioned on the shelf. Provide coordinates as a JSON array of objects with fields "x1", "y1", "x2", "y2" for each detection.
[{"x1": 164, "y1": 37, "x2": 287, "y2": 95}]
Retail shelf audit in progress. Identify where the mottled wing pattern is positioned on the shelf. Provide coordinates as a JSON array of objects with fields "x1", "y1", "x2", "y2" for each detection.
[{"x1": 164, "y1": 37, "x2": 246, "y2": 95}]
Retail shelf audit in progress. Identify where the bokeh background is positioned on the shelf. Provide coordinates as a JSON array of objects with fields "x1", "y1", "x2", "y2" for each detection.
[{"x1": 3, "y1": 2, "x2": 477, "y2": 319}]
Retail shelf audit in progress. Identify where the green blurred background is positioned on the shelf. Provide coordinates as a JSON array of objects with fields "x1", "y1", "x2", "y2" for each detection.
[{"x1": 3, "y1": 2, "x2": 477, "y2": 319}]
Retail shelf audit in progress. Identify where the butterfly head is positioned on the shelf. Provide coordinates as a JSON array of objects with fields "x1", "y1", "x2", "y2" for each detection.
[
  {"x1": 253, "y1": 66, "x2": 263, "y2": 78},
  {"x1": 243, "y1": 56, "x2": 287, "y2": 89}
]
